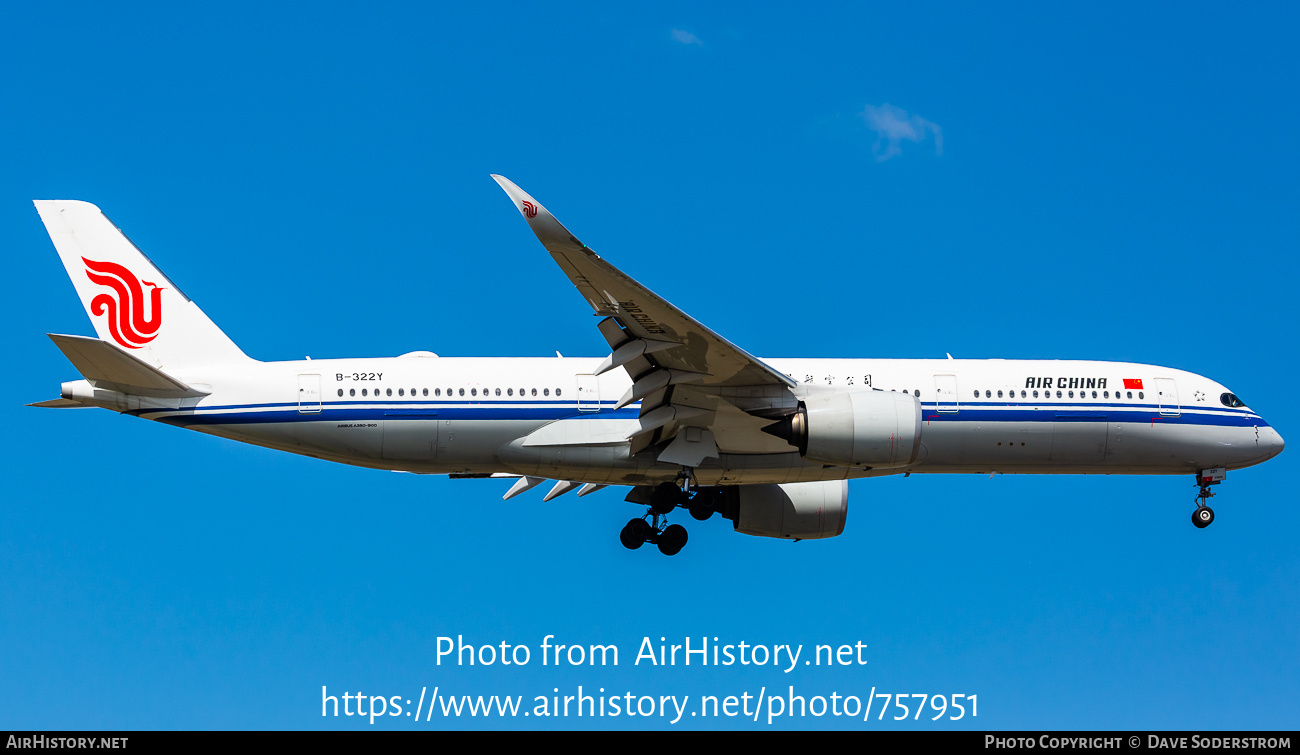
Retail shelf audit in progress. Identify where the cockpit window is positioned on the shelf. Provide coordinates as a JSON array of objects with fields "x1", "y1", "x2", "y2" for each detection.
[{"x1": 1220, "y1": 392, "x2": 1246, "y2": 408}]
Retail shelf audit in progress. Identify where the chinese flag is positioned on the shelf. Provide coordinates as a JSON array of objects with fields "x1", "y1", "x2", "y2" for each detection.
[{"x1": 1123, "y1": 379, "x2": 1144, "y2": 390}]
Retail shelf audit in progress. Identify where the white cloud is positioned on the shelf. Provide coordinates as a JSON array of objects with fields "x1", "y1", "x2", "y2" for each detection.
[
  {"x1": 861, "y1": 103, "x2": 943, "y2": 161},
  {"x1": 671, "y1": 28, "x2": 703, "y2": 46}
]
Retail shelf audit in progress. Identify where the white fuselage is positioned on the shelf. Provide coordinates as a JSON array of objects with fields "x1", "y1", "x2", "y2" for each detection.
[{"x1": 70, "y1": 355, "x2": 1283, "y2": 486}]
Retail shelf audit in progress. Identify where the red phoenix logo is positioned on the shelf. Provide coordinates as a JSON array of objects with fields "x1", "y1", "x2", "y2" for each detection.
[
  {"x1": 521, "y1": 200, "x2": 538, "y2": 219},
  {"x1": 82, "y1": 257, "x2": 165, "y2": 349}
]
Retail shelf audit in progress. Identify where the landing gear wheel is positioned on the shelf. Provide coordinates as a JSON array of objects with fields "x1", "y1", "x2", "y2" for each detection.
[
  {"x1": 688, "y1": 498, "x2": 714, "y2": 521},
  {"x1": 657, "y1": 524, "x2": 688, "y2": 556},
  {"x1": 1191, "y1": 471, "x2": 1222, "y2": 529},
  {"x1": 650, "y1": 482, "x2": 684, "y2": 515},
  {"x1": 620, "y1": 518, "x2": 651, "y2": 549}
]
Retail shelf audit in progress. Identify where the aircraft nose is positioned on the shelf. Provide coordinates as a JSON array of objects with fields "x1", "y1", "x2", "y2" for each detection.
[{"x1": 1266, "y1": 426, "x2": 1285, "y2": 459}]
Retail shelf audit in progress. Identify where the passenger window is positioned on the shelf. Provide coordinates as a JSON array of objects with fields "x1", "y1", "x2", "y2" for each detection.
[
  {"x1": 1104, "y1": 390, "x2": 1109, "y2": 398},
  {"x1": 435, "y1": 388, "x2": 441, "y2": 396},
  {"x1": 532, "y1": 388, "x2": 538, "y2": 396},
  {"x1": 914, "y1": 390, "x2": 920, "y2": 397},
  {"x1": 997, "y1": 390, "x2": 1003, "y2": 398},
  {"x1": 496, "y1": 388, "x2": 501, "y2": 396},
  {"x1": 398, "y1": 388, "x2": 404, "y2": 397},
  {"x1": 1138, "y1": 391, "x2": 1144, "y2": 399},
  {"x1": 556, "y1": 388, "x2": 561, "y2": 396},
  {"x1": 386, "y1": 388, "x2": 392, "y2": 397},
  {"x1": 349, "y1": 388, "x2": 355, "y2": 397},
  {"x1": 1068, "y1": 390, "x2": 1074, "y2": 398},
  {"x1": 1020, "y1": 390, "x2": 1026, "y2": 398},
  {"x1": 985, "y1": 390, "x2": 991, "y2": 398},
  {"x1": 1056, "y1": 390, "x2": 1062, "y2": 398},
  {"x1": 544, "y1": 388, "x2": 550, "y2": 396},
  {"x1": 459, "y1": 388, "x2": 465, "y2": 397},
  {"x1": 471, "y1": 388, "x2": 477, "y2": 396},
  {"x1": 362, "y1": 389, "x2": 368, "y2": 396},
  {"x1": 1092, "y1": 391, "x2": 1097, "y2": 398},
  {"x1": 1032, "y1": 390, "x2": 1038, "y2": 398},
  {"x1": 337, "y1": 389, "x2": 343, "y2": 397},
  {"x1": 973, "y1": 390, "x2": 979, "y2": 399},
  {"x1": 423, "y1": 388, "x2": 428, "y2": 396},
  {"x1": 508, "y1": 388, "x2": 514, "y2": 396}
]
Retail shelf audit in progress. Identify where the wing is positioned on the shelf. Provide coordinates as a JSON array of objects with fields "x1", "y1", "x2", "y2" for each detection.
[{"x1": 492, "y1": 176, "x2": 799, "y2": 463}]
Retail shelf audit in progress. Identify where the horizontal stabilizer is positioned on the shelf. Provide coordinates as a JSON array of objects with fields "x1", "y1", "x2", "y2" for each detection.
[
  {"x1": 27, "y1": 398, "x2": 91, "y2": 408},
  {"x1": 48, "y1": 333, "x2": 209, "y2": 398}
]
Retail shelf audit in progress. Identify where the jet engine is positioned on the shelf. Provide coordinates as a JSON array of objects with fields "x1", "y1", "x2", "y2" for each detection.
[
  {"x1": 728, "y1": 480, "x2": 848, "y2": 540},
  {"x1": 764, "y1": 391, "x2": 922, "y2": 468}
]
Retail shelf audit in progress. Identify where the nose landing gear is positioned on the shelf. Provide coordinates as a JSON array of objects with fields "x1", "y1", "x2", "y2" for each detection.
[{"x1": 1192, "y1": 468, "x2": 1226, "y2": 529}]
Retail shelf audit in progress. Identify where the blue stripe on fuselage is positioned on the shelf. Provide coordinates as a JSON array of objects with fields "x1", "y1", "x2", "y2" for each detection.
[
  {"x1": 148, "y1": 404, "x2": 643, "y2": 427},
  {"x1": 921, "y1": 407, "x2": 1265, "y2": 428},
  {"x1": 134, "y1": 399, "x2": 1267, "y2": 429}
]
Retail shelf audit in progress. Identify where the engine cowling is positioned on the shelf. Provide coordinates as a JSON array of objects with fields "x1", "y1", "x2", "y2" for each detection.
[
  {"x1": 730, "y1": 480, "x2": 848, "y2": 540},
  {"x1": 768, "y1": 391, "x2": 922, "y2": 468}
]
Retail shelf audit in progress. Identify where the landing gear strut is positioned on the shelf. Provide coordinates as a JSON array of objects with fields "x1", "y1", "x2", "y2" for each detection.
[{"x1": 1192, "y1": 468, "x2": 1225, "y2": 529}]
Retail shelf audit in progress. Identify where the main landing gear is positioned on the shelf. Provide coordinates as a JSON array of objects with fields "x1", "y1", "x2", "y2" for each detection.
[
  {"x1": 1191, "y1": 468, "x2": 1226, "y2": 529},
  {"x1": 619, "y1": 472, "x2": 721, "y2": 556},
  {"x1": 619, "y1": 514, "x2": 688, "y2": 556}
]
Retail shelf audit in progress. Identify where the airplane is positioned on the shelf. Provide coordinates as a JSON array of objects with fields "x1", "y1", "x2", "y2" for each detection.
[{"x1": 30, "y1": 176, "x2": 1285, "y2": 555}]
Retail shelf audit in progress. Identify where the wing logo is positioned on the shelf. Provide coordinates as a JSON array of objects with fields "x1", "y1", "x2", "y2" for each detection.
[
  {"x1": 82, "y1": 257, "x2": 165, "y2": 349},
  {"x1": 521, "y1": 200, "x2": 538, "y2": 219}
]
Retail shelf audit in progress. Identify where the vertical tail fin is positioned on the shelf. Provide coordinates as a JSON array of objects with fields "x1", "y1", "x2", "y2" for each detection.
[{"x1": 34, "y1": 200, "x2": 252, "y2": 370}]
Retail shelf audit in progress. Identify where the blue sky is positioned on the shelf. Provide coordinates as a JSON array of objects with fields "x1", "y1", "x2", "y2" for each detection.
[{"x1": 2, "y1": 2, "x2": 1297, "y2": 730}]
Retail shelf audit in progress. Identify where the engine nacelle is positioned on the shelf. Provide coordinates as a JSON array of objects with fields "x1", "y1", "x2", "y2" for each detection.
[
  {"x1": 730, "y1": 480, "x2": 848, "y2": 540},
  {"x1": 769, "y1": 391, "x2": 922, "y2": 468}
]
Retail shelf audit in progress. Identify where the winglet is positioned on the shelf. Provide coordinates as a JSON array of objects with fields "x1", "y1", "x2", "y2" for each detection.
[
  {"x1": 490, "y1": 174, "x2": 797, "y2": 391},
  {"x1": 490, "y1": 175, "x2": 587, "y2": 252}
]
